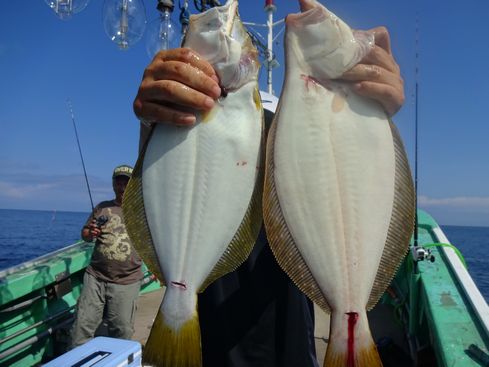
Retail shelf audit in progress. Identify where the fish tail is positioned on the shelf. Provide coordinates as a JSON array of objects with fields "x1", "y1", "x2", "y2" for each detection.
[
  {"x1": 143, "y1": 295, "x2": 202, "y2": 367},
  {"x1": 323, "y1": 311, "x2": 382, "y2": 367}
]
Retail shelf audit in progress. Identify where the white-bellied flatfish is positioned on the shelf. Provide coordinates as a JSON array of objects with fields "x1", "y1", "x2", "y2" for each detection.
[
  {"x1": 263, "y1": 1, "x2": 415, "y2": 366},
  {"x1": 123, "y1": 0, "x2": 263, "y2": 366}
]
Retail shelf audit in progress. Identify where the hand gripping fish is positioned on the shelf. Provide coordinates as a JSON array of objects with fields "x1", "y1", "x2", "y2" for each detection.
[
  {"x1": 263, "y1": 1, "x2": 415, "y2": 366},
  {"x1": 123, "y1": 1, "x2": 263, "y2": 366}
]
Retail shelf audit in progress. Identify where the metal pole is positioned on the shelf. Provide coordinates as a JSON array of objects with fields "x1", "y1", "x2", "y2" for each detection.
[
  {"x1": 0, "y1": 318, "x2": 73, "y2": 361},
  {"x1": 265, "y1": 0, "x2": 275, "y2": 95},
  {"x1": 0, "y1": 307, "x2": 74, "y2": 345}
]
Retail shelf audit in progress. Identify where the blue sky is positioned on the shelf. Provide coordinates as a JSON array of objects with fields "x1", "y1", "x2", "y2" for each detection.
[{"x1": 1, "y1": 0, "x2": 488, "y2": 226}]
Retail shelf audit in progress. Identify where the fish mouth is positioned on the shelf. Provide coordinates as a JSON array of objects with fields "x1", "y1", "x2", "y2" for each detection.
[
  {"x1": 188, "y1": 0, "x2": 237, "y2": 36},
  {"x1": 222, "y1": 0, "x2": 238, "y2": 36},
  {"x1": 186, "y1": 0, "x2": 259, "y2": 93}
]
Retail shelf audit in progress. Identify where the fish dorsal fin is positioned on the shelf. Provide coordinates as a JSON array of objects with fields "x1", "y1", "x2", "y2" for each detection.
[
  {"x1": 123, "y1": 127, "x2": 165, "y2": 285},
  {"x1": 199, "y1": 89, "x2": 265, "y2": 293},
  {"x1": 263, "y1": 111, "x2": 331, "y2": 314},
  {"x1": 367, "y1": 121, "x2": 415, "y2": 310}
]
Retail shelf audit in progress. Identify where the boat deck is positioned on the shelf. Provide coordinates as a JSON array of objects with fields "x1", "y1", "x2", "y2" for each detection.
[{"x1": 131, "y1": 287, "x2": 330, "y2": 364}]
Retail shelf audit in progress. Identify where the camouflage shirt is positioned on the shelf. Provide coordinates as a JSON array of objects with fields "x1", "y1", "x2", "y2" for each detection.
[{"x1": 84, "y1": 200, "x2": 143, "y2": 285}]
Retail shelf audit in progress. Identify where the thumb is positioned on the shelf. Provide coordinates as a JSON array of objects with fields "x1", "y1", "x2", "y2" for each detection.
[{"x1": 299, "y1": 0, "x2": 317, "y2": 12}]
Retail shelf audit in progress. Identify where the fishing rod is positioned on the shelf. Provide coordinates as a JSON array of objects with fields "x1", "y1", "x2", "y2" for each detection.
[
  {"x1": 66, "y1": 99, "x2": 108, "y2": 227},
  {"x1": 410, "y1": 12, "x2": 434, "y2": 268}
]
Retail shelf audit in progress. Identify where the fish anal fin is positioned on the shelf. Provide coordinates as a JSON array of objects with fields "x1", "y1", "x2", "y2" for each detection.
[
  {"x1": 263, "y1": 115, "x2": 331, "y2": 314},
  {"x1": 123, "y1": 127, "x2": 165, "y2": 285},
  {"x1": 367, "y1": 121, "x2": 415, "y2": 310},
  {"x1": 143, "y1": 308, "x2": 202, "y2": 367}
]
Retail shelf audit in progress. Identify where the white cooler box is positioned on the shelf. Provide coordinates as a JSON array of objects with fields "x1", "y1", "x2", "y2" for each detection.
[{"x1": 43, "y1": 337, "x2": 141, "y2": 367}]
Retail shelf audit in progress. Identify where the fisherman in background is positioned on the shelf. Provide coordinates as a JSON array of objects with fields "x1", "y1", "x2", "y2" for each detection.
[
  {"x1": 133, "y1": 26, "x2": 404, "y2": 366},
  {"x1": 69, "y1": 165, "x2": 143, "y2": 349}
]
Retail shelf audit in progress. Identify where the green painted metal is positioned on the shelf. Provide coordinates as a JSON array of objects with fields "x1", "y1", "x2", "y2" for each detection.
[
  {"x1": 0, "y1": 241, "x2": 161, "y2": 366},
  {"x1": 409, "y1": 210, "x2": 489, "y2": 366},
  {"x1": 0, "y1": 241, "x2": 91, "y2": 366}
]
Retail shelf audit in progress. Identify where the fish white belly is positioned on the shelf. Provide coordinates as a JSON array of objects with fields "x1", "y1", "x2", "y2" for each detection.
[
  {"x1": 142, "y1": 82, "x2": 261, "y2": 294},
  {"x1": 273, "y1": 74, "x2": 396, "y2": 311}
]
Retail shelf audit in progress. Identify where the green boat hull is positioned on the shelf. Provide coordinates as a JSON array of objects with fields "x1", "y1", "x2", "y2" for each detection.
[
  {"x1": 0, "y1": 241, "x2": 160, "y2": 367},
  {"x1": 0, "y1": 210, "x2": 488, "y2": 366}
]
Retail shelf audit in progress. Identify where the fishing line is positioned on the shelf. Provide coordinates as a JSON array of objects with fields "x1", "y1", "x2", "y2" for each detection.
[
  {"x1": 423, "y1": 243, "x2": 468, "y2": 269},
  {"x1": 66, "y1": 99, "x2": 96, "y2": 213},
  {"x1": 66, "y1": 99, "x2": 107, "y2": 226}
]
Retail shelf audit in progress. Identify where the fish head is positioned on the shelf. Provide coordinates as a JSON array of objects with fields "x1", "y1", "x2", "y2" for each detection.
[
  {"x1": 286, "y1": 0, "x2": 373, "y2": 79},
  {"x1": 185, "y1": 0, "x2": 259, "y2": 91}
]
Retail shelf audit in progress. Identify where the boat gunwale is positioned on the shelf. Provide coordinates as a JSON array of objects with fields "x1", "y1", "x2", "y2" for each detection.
[{"x1": 432, "y1": 226, "x2": 489, "y2": 338}]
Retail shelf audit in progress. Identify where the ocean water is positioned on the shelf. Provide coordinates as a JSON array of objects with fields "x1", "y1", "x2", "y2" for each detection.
[
  {"x1": 0, "y1": 209, "x2": 487, "y2": 302},
  {"x1": 0, "y1": 209, "x2": 89, "y2": 271}
]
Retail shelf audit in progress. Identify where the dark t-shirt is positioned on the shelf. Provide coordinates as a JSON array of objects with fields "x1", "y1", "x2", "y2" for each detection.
[
  {"x1": 84, "y1": 200, "x2": 143, "y2": 285},
  {"x1": 198, "y1": 227, "x2": 319, "y2": 367}
]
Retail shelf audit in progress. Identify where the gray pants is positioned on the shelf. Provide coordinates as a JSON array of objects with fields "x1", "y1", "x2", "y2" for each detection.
[{"x1": 69, "y1": 272, "x2": 140, "y2": 349}]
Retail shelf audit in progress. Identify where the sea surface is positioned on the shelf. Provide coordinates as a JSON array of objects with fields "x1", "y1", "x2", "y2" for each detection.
[
  {"x1": 0, "y1": 209, "x2": 488, "y2": 302},
  {"x1": 0, "y1": 208, "x2": 89, "y2": 271}
]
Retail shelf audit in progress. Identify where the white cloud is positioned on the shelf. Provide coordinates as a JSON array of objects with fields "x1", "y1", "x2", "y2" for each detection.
[
  {"x1": 0, "y1": 173, "x2": 112, "y2": 211},
  {"x1": 418, "y1": 195, "x2": 489, "y2": 209},
  {"x1": 0, "y1": 181, "x2": 58, "y2": 199}
]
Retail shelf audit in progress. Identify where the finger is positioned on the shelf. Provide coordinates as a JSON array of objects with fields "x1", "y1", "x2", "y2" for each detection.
[
  {"x1": 360, "y1": 45, "x2": 399, "y2": 74},
  {"x1": 367, "y1": 26, "x2": 392, "y2": 55},
  {"x1": 353, "y1": 81, "x2": 405, "y2": 117},
  {"x1": 136, "y1": 100, "x2": 197, "y2": 126},
  {"x1": 152, "y1": 48, "x2": 218, "y2": 81},
  {"x1": 299, "y1": 0, "x2": 317, "y2": 12},
  {"x1": 340, "y1": 63, "x2": 401, "y2": 88},
  {"x1": 149, "y1": 60, "x2": 221, "y2": 99},
  {"x1": 135, "y1": 79, "x2": 216, "y2": 114}
]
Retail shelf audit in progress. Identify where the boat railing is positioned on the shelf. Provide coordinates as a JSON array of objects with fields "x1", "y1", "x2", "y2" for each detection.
[{"x1": 432, "y1": 226, "x2": 489, "y2": 337}]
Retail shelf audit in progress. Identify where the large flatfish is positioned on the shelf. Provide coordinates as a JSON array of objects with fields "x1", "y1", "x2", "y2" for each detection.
[
  {"x1": 263, "y1": 1, "x2": 415, "y2": 366},
  {"x1": 123, "y1": 0, "x2": 263, "y2": 366}
]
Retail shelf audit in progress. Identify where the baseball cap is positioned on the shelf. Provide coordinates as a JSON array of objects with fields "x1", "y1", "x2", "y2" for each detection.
[{"x1": 112, "y1": 164, "x2": 133, "y2": 179}]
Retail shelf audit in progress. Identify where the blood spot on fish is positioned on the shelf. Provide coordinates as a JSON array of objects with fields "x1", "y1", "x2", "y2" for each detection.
[
  {"x1": 346, "y1": 312, "x2": 359, "y2": 367},
  {"x1": 171, "y1": 281, "x2": 187, "y2": 290},
  {"x1": 300, "y1": 74, "x2": 329, "y2": 92},
  {"x1": 300, "y1": 74, "x2": 337, "y2": 93},
  {"x1": 236, "y1": 161, "x2": 248, "y2": 166}
]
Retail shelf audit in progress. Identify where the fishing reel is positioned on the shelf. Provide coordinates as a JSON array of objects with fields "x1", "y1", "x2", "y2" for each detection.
[
  {"x1": 412, "y1": 246, "x2": 435, "y2": 263},
  {"x1": 95, "y1": 215, "x2": 109, "y2": 228}
]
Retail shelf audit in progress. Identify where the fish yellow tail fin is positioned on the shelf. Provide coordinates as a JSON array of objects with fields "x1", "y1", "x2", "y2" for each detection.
[
  {"x1": 143, "y1": 308, "x2": 202, "y2": 367},
  {"x1": 323, "y1": 311, "x2": 383, "y2": 367}
]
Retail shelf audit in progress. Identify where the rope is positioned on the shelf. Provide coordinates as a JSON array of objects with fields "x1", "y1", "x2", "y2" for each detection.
[{"x1": 423, "y1": 242, "x2": 468, "y2": 269}]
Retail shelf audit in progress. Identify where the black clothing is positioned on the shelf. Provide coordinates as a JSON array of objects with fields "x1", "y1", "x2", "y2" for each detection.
[{"x1": 198, "y1": 227, "x2": 319, "y2": 367}]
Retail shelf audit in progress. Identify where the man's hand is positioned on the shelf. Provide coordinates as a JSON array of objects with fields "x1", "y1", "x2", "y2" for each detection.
[
  {"x1": 133, "y1": 48, "x2": 222, "y2": 127},
  {"x1": 83, "y1": 219, "x2": 101, "y2": 241},
  {"x1": 340, "y1": 26, "x2": 405, "y2": 117}
]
